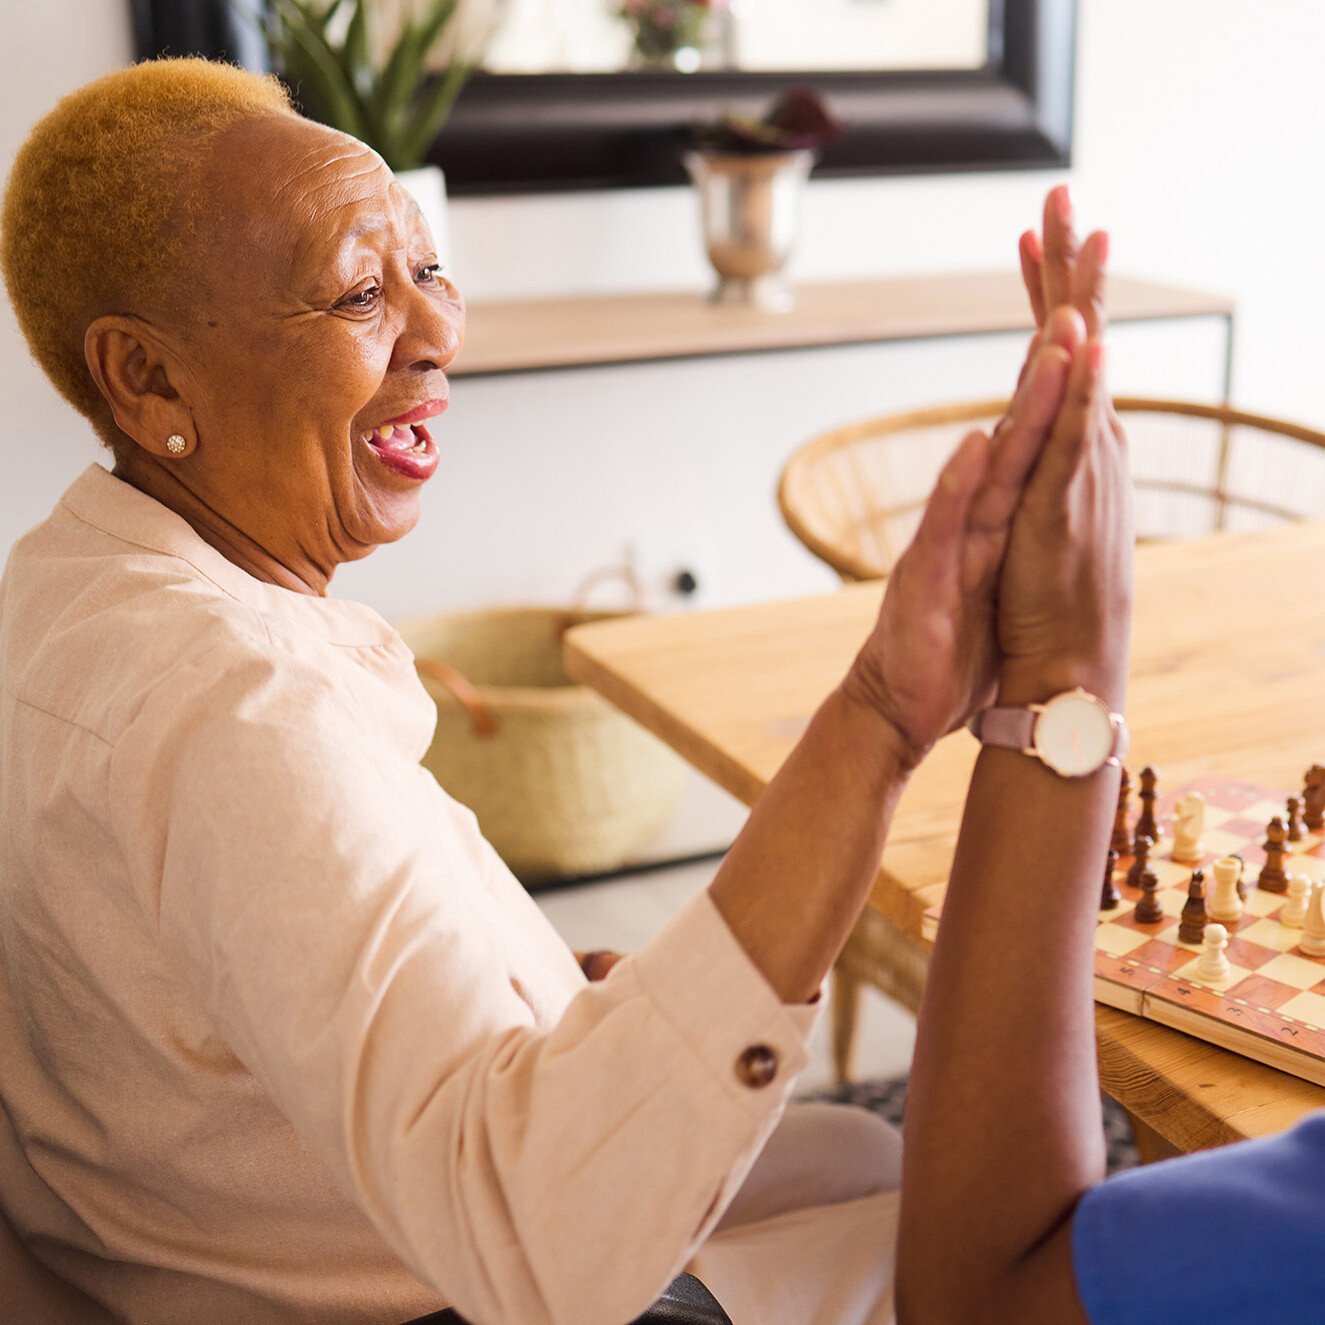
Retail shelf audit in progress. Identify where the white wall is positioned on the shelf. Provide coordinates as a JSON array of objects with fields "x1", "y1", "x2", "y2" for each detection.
[{"x1": 5, "y1": 0, "x2": 1325, "y2": 610}]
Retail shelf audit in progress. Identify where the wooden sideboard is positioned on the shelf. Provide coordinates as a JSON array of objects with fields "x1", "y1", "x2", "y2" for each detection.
[{"x1": 451, "y1": 271, "x2": 1235, "y2": 387}]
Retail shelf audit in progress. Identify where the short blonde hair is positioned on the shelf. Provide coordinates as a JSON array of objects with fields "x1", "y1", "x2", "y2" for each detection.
[{"x1": 1, "y1": 58, "x2": 292, "y2": 443}]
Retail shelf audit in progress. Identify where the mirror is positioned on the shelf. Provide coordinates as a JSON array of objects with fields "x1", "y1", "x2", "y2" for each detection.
[
  {"x1": 483, "y1": 0, "x2": 991, "y2": 76},
  {"x1": 132, "y1": 0, "x2": 1076, "y2": 196}
]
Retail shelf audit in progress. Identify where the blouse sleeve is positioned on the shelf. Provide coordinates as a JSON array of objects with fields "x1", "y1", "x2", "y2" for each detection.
[
  {"x1": 1072, "y1": 1111, "x2": 1325, "y2": 1324},
  {"x1": 109, "y1": 649, "x2": 815, "y2": 1325}
]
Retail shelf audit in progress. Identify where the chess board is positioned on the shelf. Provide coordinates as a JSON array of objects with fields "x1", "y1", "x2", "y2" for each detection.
[{"x1": 925, "y1": 775, "x2": 1325, "y2": 1088}]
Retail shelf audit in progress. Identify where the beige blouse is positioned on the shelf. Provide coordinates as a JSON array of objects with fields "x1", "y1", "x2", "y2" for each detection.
[{"x1": 0, "y1": 465, "x2": 815, "y2": 1325}]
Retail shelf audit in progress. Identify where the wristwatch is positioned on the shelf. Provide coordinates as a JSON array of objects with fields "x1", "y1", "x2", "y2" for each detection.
[{"x1": 968, "y1": 688, "x2": 1129, "y2": 778}]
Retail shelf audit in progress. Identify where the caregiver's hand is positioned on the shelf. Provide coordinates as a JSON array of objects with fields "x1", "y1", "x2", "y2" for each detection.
[
  {"x1": 996, "y1": 331, "x2": 1134, "y2": 712},
  {"x1": 840, "y1": 306, "x2": 1084, "y2": 765},
  {"x1": 1019, "y1": 183, "x2": 1110, "y2": 355}
]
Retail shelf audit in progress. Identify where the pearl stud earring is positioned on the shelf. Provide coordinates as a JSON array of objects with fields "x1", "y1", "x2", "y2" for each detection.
[{"x1": 166, "y1": 435, "x2": 186, "y2": 455}]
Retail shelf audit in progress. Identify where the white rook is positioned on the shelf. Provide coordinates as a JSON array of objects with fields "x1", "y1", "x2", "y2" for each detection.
[{"x1": 1208, "y1": 855, "x2": 1244, "y2": 925}]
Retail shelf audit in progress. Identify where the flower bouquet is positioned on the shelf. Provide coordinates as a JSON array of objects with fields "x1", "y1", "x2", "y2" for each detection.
[
  {"x1": 694, "y1": 86, "x2": 846, "y2": 155},
  {"x1": 615, "y1": 0, "x2": 724, "y2": 71}
]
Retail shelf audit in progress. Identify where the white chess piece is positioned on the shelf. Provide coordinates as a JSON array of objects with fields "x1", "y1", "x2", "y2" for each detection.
[
  {"x1": 1283, "y1": 873, "x2": 1312, "y2": 928},
  {"x1": 1208, "y1": 855, "x2": 1244, "y2": 925},
  {"x1": 1195, "y1": 922, "x2": 1232, "y2": 983},
  {"x1": 1171, "y1": 791, "x2": 1206, "y2": 864},
  {"x1": 1300, "y1": 882, "x2": 1325, "y2": 958}
]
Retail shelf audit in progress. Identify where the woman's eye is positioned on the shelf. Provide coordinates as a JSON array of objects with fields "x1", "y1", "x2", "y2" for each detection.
[
  {"x1": 417, "y1": 263, "x2": 444, "y2": 283},
  {"x1": 338, "y1": 285, "x2": 381, "y2": 310}
]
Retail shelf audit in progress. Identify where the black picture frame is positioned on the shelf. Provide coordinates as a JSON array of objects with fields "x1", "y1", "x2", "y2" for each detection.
[{"x1": 131, "y1": 0, "x2": 1077, "y2": 197}]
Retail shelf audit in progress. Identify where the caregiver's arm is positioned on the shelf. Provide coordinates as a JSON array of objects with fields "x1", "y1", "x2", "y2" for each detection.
[
  {"x1": 896, "y1": 327, "x2": 1133, "y2": 1323},
  {"x1": 709, "y1": 317, "x2": 1078, "y2": 1004}
]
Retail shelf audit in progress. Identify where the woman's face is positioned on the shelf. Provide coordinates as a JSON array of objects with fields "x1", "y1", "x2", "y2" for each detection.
[{"x1": 161, "y1": 112, "x2": 464, "y2": 584}]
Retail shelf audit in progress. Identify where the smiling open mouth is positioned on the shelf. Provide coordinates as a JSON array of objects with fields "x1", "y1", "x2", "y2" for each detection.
[
  {"x1": 359, "y1": 421, "x2": 439, "y2": 481},
  {"x1": 362, "y1": 421, "x2": 429, "y2": 456}
]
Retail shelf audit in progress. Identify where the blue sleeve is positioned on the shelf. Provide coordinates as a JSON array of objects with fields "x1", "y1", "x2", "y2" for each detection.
[{"x1": 1073, "y1": 1110, "x2": 1325, "y2": 1323}]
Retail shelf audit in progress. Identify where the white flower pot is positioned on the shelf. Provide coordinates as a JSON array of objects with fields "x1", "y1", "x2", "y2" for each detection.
[{"x1": 395, "y1": 164, "x2": 452, "y2": 279}]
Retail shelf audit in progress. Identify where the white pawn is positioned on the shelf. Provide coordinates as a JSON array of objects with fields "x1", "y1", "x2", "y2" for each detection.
[
  {"x1": 1171, "y1": 792, "x2": 1206, "y2": 864},
  {"x1": 1195, "y1": 923, "x2": 1232, "y2": 983},
  {"x1": 1300, "y1": 882, "x2": 1325, "y2": 958},
  {"x1": 1283, "y1": 873, "x2": 1312, "y2": 928},
  {"x1": 1208, "y1": 855, "x2": 1244, "y2": 925}
]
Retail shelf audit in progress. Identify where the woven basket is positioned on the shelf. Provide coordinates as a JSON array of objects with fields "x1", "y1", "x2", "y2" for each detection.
[{"x1": 399, "y1": 606, "x2": 685, "y2": 885}]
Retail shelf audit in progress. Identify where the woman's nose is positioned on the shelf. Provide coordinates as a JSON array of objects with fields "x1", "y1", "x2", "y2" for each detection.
[{"x1": 394, "y1": 279, "x2": 463, "y2": 373}]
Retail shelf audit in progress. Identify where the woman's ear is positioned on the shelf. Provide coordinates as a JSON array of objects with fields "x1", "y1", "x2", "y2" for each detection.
[{"x1": 83, "y1": 316, "x2": 197, "y2": 458}]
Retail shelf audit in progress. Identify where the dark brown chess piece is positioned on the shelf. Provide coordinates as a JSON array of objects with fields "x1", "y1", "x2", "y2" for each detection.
[
  {"x1": 1126, "y1": 833, "x2": 1154, "y2": 891},
  {"x1": 1288, "y1": 796, "x2": 1305, "y2": 843},
  {"x1": 1135, "y1": 766, "x2": 1159, "y2": 843},
  {"x1": 1178, "y1": 869, "x2": 1209, "y2": 945},
  {"x1": 1305, "y1": 765, "x2": 1325, "y2": 832},
  {"x1": 1258, "y1": 817, "x2": 1289, "y2": 894},
  {"x1": 1133, "y1": 868, "x2": 1165, "y2": 925},
  {"x1": 1101, "y1": 849, "x2": 1121, "y2": 911},
  {"x1": 1111, "y1": 768, "x2": 1132, "y2": 855}
]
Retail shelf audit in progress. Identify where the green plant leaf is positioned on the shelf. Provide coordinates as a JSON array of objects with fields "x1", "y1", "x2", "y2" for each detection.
[
  {"x1": 396, "y1": 59, "x2": 474, "y2": 170},
  {"x1": 374, "y1": 23, "x2": 421, "y2": 152},
  {"x1": 343, "y1": 0, "x2": 371, "y2": 98},
  {"x1": 307, "y1": 0, "x2": 351, "y2": 35},
  {"x1": 269, "y1": 0, "x2": 368, "y2": 139},
  {"x1": 252, "y1": 0, "x2": 474, "y2": 165},
  {"x1": 378, "y1": 0, "x2": 459, "y2": 130},
  {"x1": 412, "y1": 0, "x2": 464, "y2": 60}
]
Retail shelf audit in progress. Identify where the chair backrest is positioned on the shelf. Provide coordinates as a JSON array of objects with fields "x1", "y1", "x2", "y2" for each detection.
[{"x1": 778, "y1": 397, "x2": 1325, "y2": 581}]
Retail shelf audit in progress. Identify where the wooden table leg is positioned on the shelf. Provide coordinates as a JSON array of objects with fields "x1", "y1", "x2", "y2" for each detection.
[
  {"x1": 830, "y1": 908, "x2": 929, "y2": 1083},
  {"x1": 831, "y1": 968, "x2": 862, "y2": 1084},
  {"x1": 1126, "y1": 1111, "x2": 1181, "y2": 1164}
]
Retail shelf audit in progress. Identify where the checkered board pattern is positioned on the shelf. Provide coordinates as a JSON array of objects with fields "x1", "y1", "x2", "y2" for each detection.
[
  {"x1": 922, "y1": 776, "x2": 1325, "y2": 1086},
  {"x1": 1091, "y1": 775, "x2": 1325, "y2": 1085}
]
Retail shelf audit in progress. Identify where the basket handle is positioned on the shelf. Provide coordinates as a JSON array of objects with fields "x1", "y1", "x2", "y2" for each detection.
[
  {"x1": 414, "y1": 657, "x2": 500, "y2": 738},
  {"x1": 555, "y1": 562, "x2": 647, "y2": 638}
]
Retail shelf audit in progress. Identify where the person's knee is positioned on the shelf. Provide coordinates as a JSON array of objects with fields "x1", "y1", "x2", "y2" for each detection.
[
  {"x1": 717, "y1": 1102, "x2": 902, "y2": 1232},
  {"x1": 791, "y1": 1102, "x2": 902, "y2": 1197}
]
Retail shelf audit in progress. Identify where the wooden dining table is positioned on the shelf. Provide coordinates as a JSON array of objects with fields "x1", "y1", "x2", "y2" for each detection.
[{"x1": 564, "y1": 520, "x2": 1325, "y2": 1154}]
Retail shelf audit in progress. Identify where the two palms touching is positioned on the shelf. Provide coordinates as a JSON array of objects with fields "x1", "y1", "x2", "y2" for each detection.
[{"x1": 847, "y1": 186, "x2": 1130, "y2": 761}]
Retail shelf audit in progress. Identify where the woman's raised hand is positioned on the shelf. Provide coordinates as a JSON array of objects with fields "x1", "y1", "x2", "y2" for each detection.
[
  {"x1": 1020, "y1": 184, "x2": 1108, "y2": 344},
  {"x1": 841, "y1": 309, "x2": 1084, "y2": 764},
  {"x1": 996, "y1": 329, "x2": 1134, "y2": 712},
  {"x1": 998, "y1": 189, "x2": 1133, "y2": 708},
  {"x1": 841, "y1": 184, "x2": 1130, "y2": 765}
]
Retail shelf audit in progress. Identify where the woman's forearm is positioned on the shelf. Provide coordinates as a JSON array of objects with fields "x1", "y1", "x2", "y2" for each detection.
[
  {"x1": 708, "y1": 684, "x2": 916, "y2": 1005},
  {"x1": 897, "y1": 735, "x2": 1116, "y2": 1322}
]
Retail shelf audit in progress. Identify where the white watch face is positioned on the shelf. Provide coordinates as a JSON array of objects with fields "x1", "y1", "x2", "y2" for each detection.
[{"x1": 1033, "y1": 691, "x2": 1116, "y2": 777}]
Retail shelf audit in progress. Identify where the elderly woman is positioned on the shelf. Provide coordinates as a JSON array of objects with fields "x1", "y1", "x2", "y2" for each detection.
[{"x1": 0, "y1": 59, "x2": 1105, "y2": 1325}]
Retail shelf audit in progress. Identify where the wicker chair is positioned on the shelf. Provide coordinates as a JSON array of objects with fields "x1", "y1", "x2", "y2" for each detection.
[
  {"x1": 778, "y1": 396, "x2": 1325, "y2": 1083},
  {"x1": 779, "y1": 397, "x2": 1325, "y2": 584}
]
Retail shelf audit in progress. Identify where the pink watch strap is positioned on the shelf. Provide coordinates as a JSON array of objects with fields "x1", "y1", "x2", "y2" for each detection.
[{"x1": 970, "y1": 705, "x2": 1037, "y2": 751}]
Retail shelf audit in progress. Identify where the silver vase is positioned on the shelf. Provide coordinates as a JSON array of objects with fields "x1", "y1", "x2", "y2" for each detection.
[{"x1": 683, "y1": 149, "x2": 814, "y2": 312}]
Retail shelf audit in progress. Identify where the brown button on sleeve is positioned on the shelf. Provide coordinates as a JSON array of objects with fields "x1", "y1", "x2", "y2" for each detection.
[{"x1": 735, "y1": 1044, "x2": 778, "y2": 1088}]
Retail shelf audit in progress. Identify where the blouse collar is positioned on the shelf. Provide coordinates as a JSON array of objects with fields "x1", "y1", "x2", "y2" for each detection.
[{"x1": 60, "y1": 464, "x2": 401, "y2": 649}]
